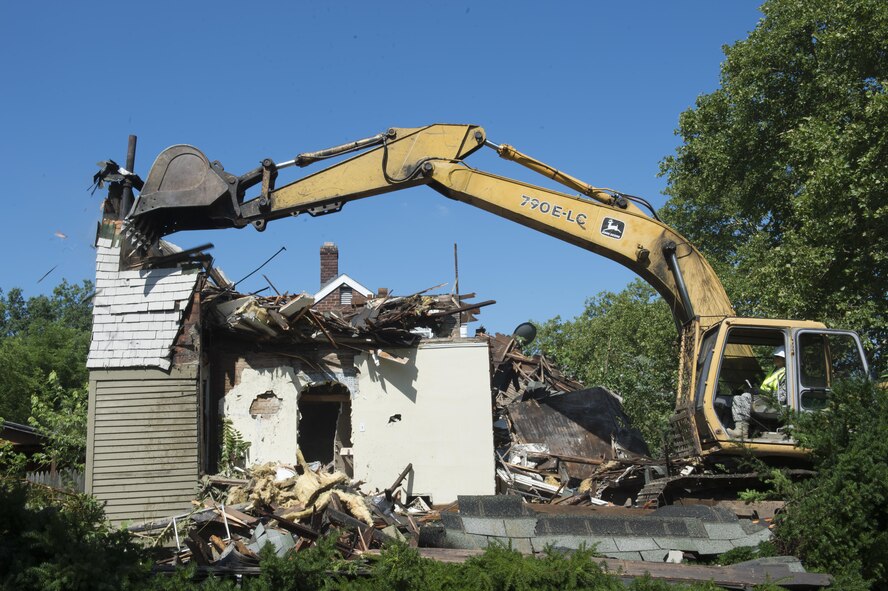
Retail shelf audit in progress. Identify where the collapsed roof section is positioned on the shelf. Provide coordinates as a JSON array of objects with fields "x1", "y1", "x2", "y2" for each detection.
[{"x1": 205, "y1": 284, "x2": 494, "y2": 348}]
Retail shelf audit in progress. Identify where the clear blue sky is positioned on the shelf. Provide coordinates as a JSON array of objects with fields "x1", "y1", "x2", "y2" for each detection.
[{"x1": 0, "y1": 1, "x2": 762, "y2": 335}]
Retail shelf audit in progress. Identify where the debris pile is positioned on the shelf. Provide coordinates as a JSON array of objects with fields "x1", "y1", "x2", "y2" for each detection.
[
  {"x1": 483, "y1": 333, "x2": 655, "y2": 506},
  {"x1": 206, "y1": 283, "x2": 493, "y2": 347},
  {"x1": 135, "y1": 454, "x2": 432, "y2": 573}
]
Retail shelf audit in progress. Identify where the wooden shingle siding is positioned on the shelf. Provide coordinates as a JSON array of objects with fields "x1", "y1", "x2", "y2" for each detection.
[{"x1": 87, "y1": 368, "x2": 199, "y2": 525}]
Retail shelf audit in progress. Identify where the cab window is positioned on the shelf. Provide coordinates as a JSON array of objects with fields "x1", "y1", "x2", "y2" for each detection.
[{"x1": 797, "y1": 331, "x2": 868, "y2": 411}]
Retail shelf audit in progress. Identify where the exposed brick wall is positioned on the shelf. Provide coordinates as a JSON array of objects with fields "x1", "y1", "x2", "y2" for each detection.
[
  {"x1": 320, "y1": 242, "x2": 338, "y2": 287},
  {"x1": 314, "y1": 288, "x2": 343, "y2": 312},
  {"x1": 171, "y1": 289, "x2": 202, "y2": 367}
]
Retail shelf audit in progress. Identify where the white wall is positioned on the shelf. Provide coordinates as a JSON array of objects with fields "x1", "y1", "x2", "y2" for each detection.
[
  {"x1": 352, "y1": 340, "x2": 495, "y2": 504},
  {"x1": 223, "y1": 366, "x2": 302, "y2": 465}
]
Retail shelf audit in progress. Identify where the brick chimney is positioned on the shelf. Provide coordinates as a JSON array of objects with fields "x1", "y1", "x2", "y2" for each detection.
[{"x1": 320, "y1": 242, "x2": 339, "y2": 287}]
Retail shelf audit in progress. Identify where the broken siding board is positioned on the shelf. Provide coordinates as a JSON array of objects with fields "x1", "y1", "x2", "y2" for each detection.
[
  {"x1": 93, "y1": 446, "x2": 197, "y2": 458},
  {"x1": 96, "y1": 425, "x2": 197, "y2": 441},
  {"x1": 93, "y1": 467, "x2": 198, "y2": 479},
  {"x1": 94, "y1": 375, "x2": 197, "y2": 385},
  {"x1": 96, "y1": 400, "x2": 196, "y2": 412},
  {"x1": 94, "y1": 411, "x2": 196, "y2": 422},
  {"x1": 95, "y1": 398, "x2": 196, "y2": 410},
  {"x1": 101, "y1": 495, "x2": 199, "y2": 509},
  {"x1": 94, "y1": 414, "x2": 196, "y2": 425},
  {"x1": 92, "y1": 480, "x2": 199, "y2": 495},
  {"x1": 92, "y1": 448, "x2": 197, "y2": 460},
  {"x1": 94, "y1": 419, "x2": 197, "y2": 431},
  {"x1": 93, "y1": 385, "x2": 197, "y2": 396},
  {"x1": 93, "y1": 441, "x2": 197, "y2": 454},
  {"x1": 92, "y1": 478, "x2": 198, "y2": 492},
  {"x1": 104, "y1": 503, "x2": 198, "y2": 522},
  {"x1": 92, "y1": 431, "x2": 198, "y2": 444},
  {"x1": 95, "y1": 405, "x2": 197, "y2": 418},
  {"x1": 96, "y1": 384, "x2": 194, "y2": 395},
  {"x1": 93, "y1": 455, "x2": 197, "y2": 476},
  {"x1": 93, "y1": 457, "x2": 198, "y2": 470}
]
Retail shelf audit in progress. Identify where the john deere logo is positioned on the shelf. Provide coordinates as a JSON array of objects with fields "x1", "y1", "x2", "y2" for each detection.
[{"x1": 601, "y1": 217, "x2": 625, "y2": 239}]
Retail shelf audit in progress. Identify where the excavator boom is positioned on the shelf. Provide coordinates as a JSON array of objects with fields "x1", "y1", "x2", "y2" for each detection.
[{"x1": 126, "y1": 124, "x2": 734, "y2": 330}]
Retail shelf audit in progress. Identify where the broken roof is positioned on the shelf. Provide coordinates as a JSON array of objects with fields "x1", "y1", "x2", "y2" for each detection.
[{"x1": 205, "y1": 283, "x2": 493, "y2": 348}]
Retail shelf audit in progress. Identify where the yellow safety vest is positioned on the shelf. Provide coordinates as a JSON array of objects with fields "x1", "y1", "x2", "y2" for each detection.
[{"x1": 761, "y1": 367, "x2": 786, "y2": 396}]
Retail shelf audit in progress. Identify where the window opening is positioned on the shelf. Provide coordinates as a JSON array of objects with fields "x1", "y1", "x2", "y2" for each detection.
[{"x1": 298, "y1": 382, "x2": 352, "y2": 471}]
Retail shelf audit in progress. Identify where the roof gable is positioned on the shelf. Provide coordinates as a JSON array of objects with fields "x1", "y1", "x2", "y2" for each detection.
[{"x1": 314, "y1": 273, "x2": 373, "y2": 301}]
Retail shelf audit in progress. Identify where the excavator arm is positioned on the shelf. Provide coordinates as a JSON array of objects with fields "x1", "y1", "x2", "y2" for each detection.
[{"x1": 126, "y1": 123, "x2": 734, "y2": 331}]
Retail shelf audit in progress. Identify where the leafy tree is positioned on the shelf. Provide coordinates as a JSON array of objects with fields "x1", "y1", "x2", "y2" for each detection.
[
  {"x1": 0, "y1": 280, "x2": 92, "y2": 424},
  {"x1": 533, "y1": 280, "x2": 676, "y2": 450},
  {"x1": 660, "y1": 0, "x2": 888, "y2": 373},
  {"x1": 28, "y1": 371, "x2": 88, "y2": 471}
]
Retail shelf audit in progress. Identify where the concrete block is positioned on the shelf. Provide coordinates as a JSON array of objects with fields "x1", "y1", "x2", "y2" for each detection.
[
  {"x1": 507, "y1": 538, "x2": 533, "y2": 554},
  {"x1": 462, "y1": 517, "x2": 507, "y2": 537},
  {"x1": 653, "y1": 537, "x2": 699, "y2": 552},
  {"x1": 503, "y1": 518, "x2": 538, "y2": 538},
  {"x1": 458, "y1": 495, "x2": 527, "y2": 517},
  {"x1": 624, "y1": 519, "x2": 670, "y2": 537},
  {"x1": 584, "y1": 536, "x2": 618, "y2": 553},
  {"x1": 603, "y1": 551, "x2": 643, "y2": 561},
  {"x1": 693, "y1": 539, "x2": 735, "y2": 555},
  {"x1": 703, "y1": 522, "x2": 748, "y2": 540},
  {"x1": 538, "y1": 515, "x2": 592, "y2": 535},
  {"x1": 740, "y1": 519, "x2": 769, "y2": 535},
  {"x1": 653, "y1": 504, "x2": 731, "y2": 522},
  {"x1": 641, "y1": 549, "x2": 672, "y2": 562},
  {"x1": 479, "y1": 495, "x2": 529, "y2": 517},
  {"x1": 585, "y1": 517, "x2": 632, "y2": 536},
  {"x1": 530, "y1": 535, "x2": 593, "y2": 552},
  {"x1": 440, "y1": 512, "x2": 463, "y2": 531},
  {"x1": 614, "y1": 537, "x2": 659, "y2": 552},
  {"x1": 469, "y1": 534, "x2": 490, "y2": 548},
  {"x1": 440, "y1": 530, "x2": 483, "y2": 549},
  {"x1": 731, "y1": 528, "x2": 773, "y2": 548}
]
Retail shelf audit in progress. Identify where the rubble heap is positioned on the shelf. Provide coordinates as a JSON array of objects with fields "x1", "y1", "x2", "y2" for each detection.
[
  {"x1": 482, "y1": 333, "x2": 655, "y2": 506},
  {"x1": 205, "y1": 283, "x2": 492, "y2": 347},
  {"x1": 137, "y1": 455, "x2": 431, "y2": 573}
]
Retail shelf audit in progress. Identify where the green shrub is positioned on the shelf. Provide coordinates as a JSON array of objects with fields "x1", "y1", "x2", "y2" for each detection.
[
  {"x1": 0, "y1": 479, "x2": 147, "y2": 591},
  {"x1": 774, "y1": 379, "x2": 888, "y2": 589}
]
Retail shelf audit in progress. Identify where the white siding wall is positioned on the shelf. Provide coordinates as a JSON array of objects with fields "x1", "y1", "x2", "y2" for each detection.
[{"x1": 352, "y1": 340, "x2": 495, "y2": 504}]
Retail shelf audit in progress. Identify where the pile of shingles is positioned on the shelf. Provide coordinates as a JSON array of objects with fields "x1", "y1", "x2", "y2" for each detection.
[
  {"x1": 204, "y1": 284, "x2": 492, "y2": 348},
  {"x1": 134, "y1": 456, "x2": 429, "y2": 574},
  {"x1": 481, "y1": 333, "x2": 654, "y2": 507}
]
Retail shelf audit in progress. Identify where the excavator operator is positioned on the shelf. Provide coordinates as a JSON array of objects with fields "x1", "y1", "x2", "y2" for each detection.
[
  {"x1": 727, "y1": 346, "x2": 788, "y2": 439},
  {"x1": 759, "y1": 347, "x2": 787, "y2": 403}
]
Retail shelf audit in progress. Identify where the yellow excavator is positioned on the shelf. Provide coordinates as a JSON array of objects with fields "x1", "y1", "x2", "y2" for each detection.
[{"x1": 120, "y1": 123, "x2": 869, "y2": 463}]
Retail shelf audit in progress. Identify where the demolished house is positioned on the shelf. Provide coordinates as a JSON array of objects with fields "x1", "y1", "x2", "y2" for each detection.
[
  {"x1": 86, "y1": 221, "x2": 496, "y2": 524},
  {"x1": 85, "y1": 211, "x2": 785, "y2": 573}
]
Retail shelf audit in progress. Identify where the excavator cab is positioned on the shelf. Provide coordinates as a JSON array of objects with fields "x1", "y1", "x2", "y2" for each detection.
[{"x1": 689, "y1": 319, "x2": 869, "y2": 458}]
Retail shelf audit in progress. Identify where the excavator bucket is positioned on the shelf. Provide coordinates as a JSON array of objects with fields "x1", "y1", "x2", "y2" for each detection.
[{"x1": 125, "y1": 144, "x2": 243, "y2": 243}]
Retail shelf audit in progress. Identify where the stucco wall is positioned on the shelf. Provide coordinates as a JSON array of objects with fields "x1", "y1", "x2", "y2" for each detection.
[
  {"x1": 222, "y1": 366, "x2": 302, "y2": 465},
  {"x1": 352, "y1": 340, "x2": 495, "y2": 504}
]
